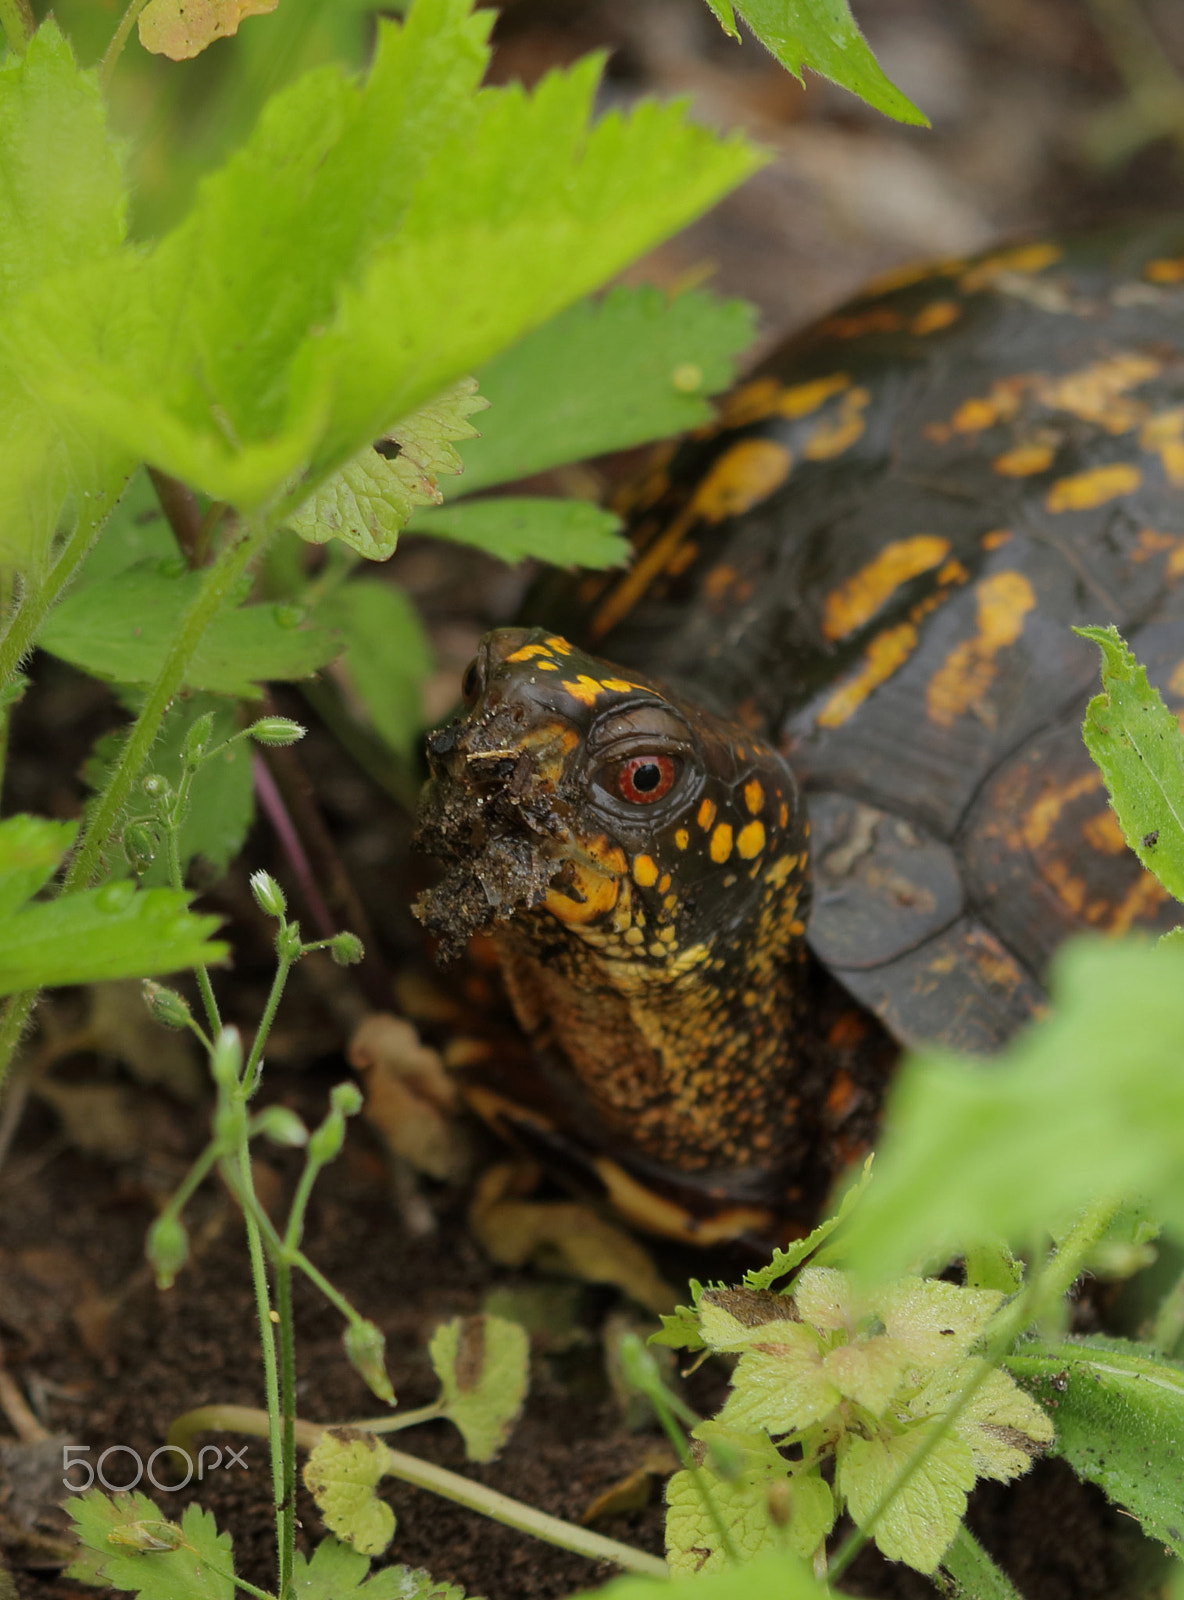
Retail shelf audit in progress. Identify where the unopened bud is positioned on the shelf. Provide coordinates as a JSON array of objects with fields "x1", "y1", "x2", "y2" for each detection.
[
  {"x1": 141, "y1": 772, "x2": 171, "y2": 799},
  {"x1": 247, "y1": 717, "x2": 306, "y2": 747},
  {"x1": 343, "y1": 1319, "x2": 395, "y2": 1405},
  {"x1": 182, "y1": 711, "x2": 217, "y2": 765},
  {"x1": 250, "y1": 870, "x2": 287, "y2": 919},
  {"x1": 276, "y1": 921, "x2": 303, "y2": 962},
  {"x1": 142, "y1": 981, "x2": 193, "y2": 1031},
  {"x1": 308, "y1": 1110, "x2": 346, "y2": 1167},
  {"x1": 329, "y1": 931, "x2": 364, "y2": 967},
  {"x1": 253, "y1": 1105, "x2": 308, "y2": 1148},
  {"x1": 124, "y1": 822, "x2": 158, "y2": 874},
  {"x1": 330, "y1": 1081, "x2": 363, "y2": 1118},
  {"x1": 146, "y1": 1213, "x2": 189, "y2": 1289},
  {"x1": 210, "y1": 1026, "x2": 243, "y2": 1089}
]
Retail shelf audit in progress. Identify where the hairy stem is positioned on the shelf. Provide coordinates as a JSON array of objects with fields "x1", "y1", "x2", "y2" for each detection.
[
  {"x1": 941, "y1": 1526, "x2": 1023, "y2": 1600},
  {"x1": 99, "y1": 0, "x2": 153, "y2": 90},
  {"x1": 0, "y1": 0, "x2": 33, "y2": 53}
]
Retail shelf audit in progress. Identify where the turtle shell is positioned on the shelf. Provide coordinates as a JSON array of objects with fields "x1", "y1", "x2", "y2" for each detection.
[{"x1": 535, "y1": 220, "x2": 1184, "y2": 1055}]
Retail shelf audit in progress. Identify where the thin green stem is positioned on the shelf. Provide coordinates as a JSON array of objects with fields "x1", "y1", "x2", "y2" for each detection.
[
  {"x1": 940, "y1": 1525, "x2": 1023, "y2": 1600},
  {"x1": 1150, "y1": 1264, "x2": 1184, "y2": 1357},
  {"x1": 163, "y1": 809, "x2": 221, "y2": 1038},
  {"x1": 273, "y1": 1258, "x2": 297, "y2": 1600},
  {"x1": 242, "y1": 951, "x2": 293, "y2": 1096},
  {"x1": 164, "y1": 1140, "x2": 222, "y2": 1220},
  {"x1": 98, "y1": 0, "x2": 152, "y2": 90},
  {"x1": 0, "y1": 0, "x2": 33, "y2": 54}
]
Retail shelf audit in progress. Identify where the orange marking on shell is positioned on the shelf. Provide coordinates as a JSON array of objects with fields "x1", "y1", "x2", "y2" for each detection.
[
  {"x1": 737, "y1": 819, "x2": 766, "y2": 859},
  {"x1": 910, "y1": 299, "x2": 962, "y2": 336},
  {"x1": 1037, "y1": 352, "x2": 1158, "y2": 435},
  {"x1": 591, "y1": 1158, "x2": 772, "y2": 1244},
  {"x1": 658, "y1": 873, "x2": 671, "y2": 893},
  {"x1": 713, "y1": 376, "x2": 785, "y2": 429},
  {"x1": 935, "y1": 558, "x2": 970, "y2": 586},
  {"x1": 704, "y1": 564, "x2": 738, "y2": 600},
  {"x1": 1139, "y1": 407, "x2": 1184, "y2": 487},
  {"x1": 816, "y1": 621, "x2": 919, "y2": 729},
  {"x1": 778, "y1": 802, "x2": 790, "y2": 829},
  {"x1": 545, "y1": 636, "x2": 574, "y2": 654},
  {"x1": 821, "y1": 534, "x2": 950, "y2": 641},
  {"x1": 805, "y1": 386, "x2": 870, "y2": 461},
  {"x1": 697, "y1": 798, "x2": 717, "y2": 832},
  {"x1": 959, "y1": 240, "x2": 1062, "y2": 292},
  {"x1": 777, "y1": 372, "x2": 850, "y2": 419},
  {"x1": 1131, "y1": 528, "x2": 1176, "y2": 563},
  {"x1": 1020, "y1": 771, "x2": 1103, "y2": 852},
  {"x1": 859, "y1": 256, "x2": 965, "y2": 296},
  {"x1": 924, "y1": 570, "x2": 1036, "y2": 729},
  {"x1": 709, "y1": 823, "x2": 733, "y2": 863},
  {"x1": 1145, "y1": 256, "x2": 1184, "y2": 284},
  {"x1": 993, "y1": 441, "x2": 1056, "y2": 477},
  {"x1": 1045, "y1": 463, "x2": 1141, "y2": 513},
  {"x1": 1169, "y1": 550, "x2": 1184, "y2": 584},
  {"x1": 1081, "y1": 809, "x2": 1127, "y2": 856},
  {"x1": 743, "y1": 778, "x2": 765, "y2": 814},
  {"x1": 818, "y1": 307, "x2": 904, "y2": 339},
  {"x1": 536, "y1": 658, "x2": 560, "y2": 670},
  {"x1": 632, "y1": 854, "x2": 659, "y2": 888},
  {"x1": 949, "y1": 376, "x2": 1030, "y2": 434},
  {"x1": 600, "y1": 677, "x2": 644, "y2": 692},
  {"x1": 665, "y1": 541, "x2": 699, "y2": 576},
  {"x1": 674, "y1": 828, "x2": 690, "y2": 851},
  {"x1": 506, "y1": 643, "x2": 554, "y2": 663},
  {"x1": 982, "y1": 528, "x2": 1013, "y2": 550},
  {"x1": 1106, "y1": 870, "x2": 1169, "y2": 936}
]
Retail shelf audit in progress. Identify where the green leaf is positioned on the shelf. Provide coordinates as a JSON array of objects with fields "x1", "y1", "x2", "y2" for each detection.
[
  {"x1": 1007, "y1": 1335, "x2": 1184, "y2": 1558},
  {"x1": 292, "y1": 1536, "x2": 468, "y2": 1599},
  {"x1": 303, "y1": 1429, "x2": 395, "y2": 1557},
  {"x1": 836, "y1": 1421, "x2": 975, "y2": 1574},
  {"x1": 39, "y1": 560, "x2": 338, "y2": 697},
  {"x1": 289, "y1": 377, "x2": 487, "y2": 560},
  {"x1": 940, "y1": 1526, "x2": 1026, "y2": 1600},
  {"x1": 651, "y1": 1284, "x2": 708, "y2": 1352},
  {"x1": 317, "y1": 579, "x2": 433, "y2": 759},
  {"x1": 429, "y1": 1314, "x2": 530, "y2": 1463},
  {"x1": 845, "y1": 937, "x2": 1184, "y2": 1282},
  {"x1": 666, "y1": 1433, "x2": 833, "y2": 1573},
  {"x1": 745, "y1": 1155, "x2": 873, "y2": 1289},
  {"x1": 1077, "y1": 624, "x2": 1184, "y2": 907},
  {"x1": 910, "y1": 1361, "x2": 1053, "y2": 1481},
  {"x1": 722, "y1": 1, "x2": 928, "y2": 127},
  {"x1": 451, "y1": 286, "x2": 758, "y2": 497},
  {"x1": 0, "y1": 814, "x2": 76, "y2": 920},
  {"x1": 0, "y1": 877, "x2": 225, "y2": 995},
  {"x1": 407, "y1": 497, "x2": 627, "y2": 569},
  {"x1": 70, "y1": 468, "x2": 177, "y2": 587},
  {"x1": 64, "y1": 1489, "x2": 235, "y2": 1598},
  {"x1": 567, "y1": 1552, "x2": 828, "y2": 1600}
]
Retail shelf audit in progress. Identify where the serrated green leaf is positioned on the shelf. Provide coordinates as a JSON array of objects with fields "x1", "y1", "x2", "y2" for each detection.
[
  {"x1": 452, "y1": 287, "x2": 757, "y2": 497},
  {"x1": 292, "y1": 1536, "x2": 469, "y2": 1599},
  {"x1": 407, "y1": 497, "x2": 627, "y2": 569},
  {"x1": 1007, "y1": 1335, "x2": 1184, "y2": 1557},
  {"x1": 728, "y1": 0, "x2": 928, "y2": 126},
  {"x1": 875, "y1": 1278, "x2": 1003, "y2": 1367},
  {"x1": 702, "y1": 1, "x2": 741, "y2": 41},
  {"x1": 304, "y1": 1430, "x2": 396, "y2": 1557},
  {"x1": 666, "y1": 1436, "x2": 792, "y2": 1574},
  {"x1": 0, "y1": 815, "x2": 76, "y2": 920},
  {"x1": 837, "y1": 1422, "x2": 975, "y2": 1574},
  {"x1": 569, "y1": 1553, "x2": 827, "y2": 1600},
  {"x1": 70, "y1": 468, "x2": 177, "y2": 587},
  {"x1": 845, "y1": 937, "x2": 1184, "y2": 1282},
  {"x1": 65, "y1": 1489, "x2": 236, "y2": 1598},
  {"x1": 430, "y1": 1314, "x2": 529, "y2": 1463},
  {"x1": 1077, "y1": 624, "x2": 1184, "y2": 907},
  {"x1": 317, "y1": 579, "x2": 433, "y2": 758},
  {"x1": 290, "y1": 378, "x2": 487, "y2": 559},
  {"x1": 716, "y1": 1323, "x2": 837, "y2": 1434},
  {"x1": 0, "y1": 880, "x2": 225, "y2": 994},
  {"x1": 40, "y1": 560, "x2": 338, "y2": 697},
  {"x1": 745, "y1": 1155, "x2": 872, "y2": 1289},
  {"x1": 911, "y1": 1361, "x2": 1053, "y2": 1481},
  {"x1": 650, "y1": 1297, "x2": 707, "y2": 1352}
]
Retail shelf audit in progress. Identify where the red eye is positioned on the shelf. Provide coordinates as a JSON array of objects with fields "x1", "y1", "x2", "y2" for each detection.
[{"x1": 616, "y1": 754, "x2": 676, "y2": 804}]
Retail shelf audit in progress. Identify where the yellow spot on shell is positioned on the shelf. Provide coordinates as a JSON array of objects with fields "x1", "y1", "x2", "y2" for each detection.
[
  {"x1": 674, "y1": 828, "x2": 690, "y2": 851},
  {"x1": 690, "y1": 439, "x2": 794, "y2": 522},
  {"x1": 1140, "y1": 408, "x2": 1184, "y2": 487},
  {"x1": 710, "y1": 823, "x2": 733, "y2": 863},
  {"x1": 506, "y1": 643, "x2": 553, "y2": 663},
  {"x1": 1146, "y1": 256, "x2": 1184, "y2": 284},
  {"x1": 778, "y1": 802, "x2": 789, "y2": 829},
  {"x1": 1039, "y1": 353, "x2": 1159, "y2": 434},
  {"x1": 536, "y1": 659, "x2": 560, "y2": 670},
  {"x1": 714, "y1": 376, "x2": 785, "y2": 428},
  {"x1": 657, "y1": 873, "x2": 671, "y2": 893},
  {"x1": 860, "y1": 256, "x2": 965, "y2": 296},
  {"x1": 959, "y1": 241, "x2": 1062, "y2": 292},
  {"x1": 816, "y1": 621, "x2": 919, "y2": 729},
  {"x1": 1081, "y1": 809, "x2": 1127, "y2": 855},
  {"x1": 822, "y1": 534, "x2": 950, "y2": 641},
  {"x1": 601, "y1": 677, "x2": 643, "y2": 692},
  {"x1": 737, "y1": 819, "x2": 766, "y2": 859},
  {"x1": 632, "y1": 854, "x2": 659, "y2": 888},
  {"x1": 805, "y1": 387, "x2": 870, "y2": 461},
  {"x1": 1169, "y1": 659, "x2": 1184, "y2": 696},
  {"x1": 910, "y1": 299, "x2": 962, "y2": 336},
  {"x1": 777, "y1": 373, "x2": 850, "y2": 419},
  {"x1": 982, "y1": 528, "x2": 1013, "y2": 550},
  {"x1": 743, "y1": 778, "x2": 765, "y2": 814},
  {"x1": 925, "y1": 570, "x2": 1037, "y2": 728},
  {"x1": 993, "y1": 441, "x2": 1056, "y2": 477},
  {"x1": 697, "y1": 798, "x2": 717, "y2": 832},
  {"x1": 545, "y1": 636, "x2": 573, "y2": 654},
  {"x1": 1045, "y1": 463, "x2": 1141, "y2": 513}
]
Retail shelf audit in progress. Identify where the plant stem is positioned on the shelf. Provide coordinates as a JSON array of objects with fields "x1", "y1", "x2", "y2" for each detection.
[
  {"x1": 242, "y1": 944, "x2": 293, "y2": 1096},
  {"x1": 940, "y1": 1526, "x2": 1023, "y2": 1600},
  {"x1": 164, "y1": 814, "x2": 221, "y2": 1036},
  {"x1": 1150, "y1": 1264, "x2": 1184, "y2": 1357},
  {"x1": 0, "y1": 0, "x2": 33, "y2": 53},
  {"x1": 273, "y1": 1258, "x2": 297, "y2": 1600},
  {"x1": 99, "y1": 0, "x2": 152, "y2": 90}
]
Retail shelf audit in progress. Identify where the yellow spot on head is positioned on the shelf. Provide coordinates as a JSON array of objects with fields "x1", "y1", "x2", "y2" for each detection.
[
  {"x1": 737, "y1": 819, "x2": 766, "y2": 859},
  {"x1": 822, "y1": 534, "x2": 950, "y2": 641},
  {"x1": 910, "y1": 299, "x2": 962, "y2": 336},
  {"x1": 647, "y1": 941, "x2": 668, "y2": 959},
  {"x1": 536, "y1": 659, "x2": 560, "y2": 670},
  {"x1": 993, "y1": 441, "x2": 1055, "y2": 477},
  {"x1": 632, "y1": 854, "x2": 659, "y2": 888},
  {"x1": 623, "y1": 926, "x2": 645, "y2": 946},
  {"x1": 506, "y1": 643, "x2": 554, "y2": 663},
  {"x1": 710, "y1": 823, "x2": 733, "y2": 863},
  {"x1": 743, "y1": 778, "x2": 764, "y2": 814},
  {"x1": 925, "y1": 570, "x2": 1037, "y2": 728},
  {"x1": 697, "y1": 798, "x2": 717, "y2": 832},
  {"x1": 545, "y1": 636, "x2": 573, "y2": 654},
  {"x1": 689, "y1": 439, "x2": 794, "y2": 524},
  {"x1": 1045, "y1": 463, "x2": 1141, "y2": 513},
  {"x1": 658, "y1": 926, "x2": 677, "y2": 944},
  {"x1": 674, "y1": 828, "x2": 690, "y2": 851},
  {"x1": 561, "y1": 674, "x2": 610, "y2": 707}
]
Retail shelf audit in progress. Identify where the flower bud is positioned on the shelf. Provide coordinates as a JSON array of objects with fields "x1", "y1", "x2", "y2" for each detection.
[
  {"x1": 276, "y1": 921, "x2": 303, "y2": 962},
  {"x1": 329, "y1": 931, "x2": 365, "y2": 967},
  {"x1": 146, "y1": 1213, "x2": 189, "y2": 1289},
  {"x1": 308, "y1": 1110, "x2": 345, "y2": 1167},
  {"x1": 142, "y1": 980, "x2": 193, "y2": 1031},
  {"x1": 182, "y1": 711, "x2": 217, "y2": 766},
  {"x1": 249, "y1": 870, "x2": 287, "y2": 920},
  {"x1": 141, "y1": 772, "x2": 171, "y2": 800},
  {"x1": 210, "y1": 1026, "x2": 243, "y2": 1089},
  {"x1": 343, "y1": 1318, "x2": 395, "y2": 1405},
  {"x1": 123, "y1": 822, "x2": 158, "y2": 874},
  {"x1": 330, "y1": 1081, "x2": 363, "y2": 1118},
  {"x1": 253, "y1": 1105, "x2": 308, "y2": 1148},
  {"x1": 247, "y1": 717, "x2": 306, "y2": 747}
]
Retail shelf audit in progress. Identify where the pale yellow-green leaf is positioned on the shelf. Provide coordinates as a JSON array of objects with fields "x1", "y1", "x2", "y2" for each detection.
[
  {"x1": 837, "y1": 1423, "x2": 975, "y2": 1574},
  {"x1": 138, "y1": 0, "x2": 277, "y2": 60},
  {"x1": 302, "y1": 1430, "x2": 394, "y2": 1556},
  {"x1": 821, "y1": 1337, "x2": 910, "y2": 1416},
  {"x1": 793, "y1": 1266, "x2": 860, "y2": 1334},
  {"x1": 876, "y1": 1278, "x2": 1004, "y2": 1368},
  {"x1": 665, "y1": 1433, "x2": 794, "y2": 1575},
  {"x1": 717, "y1": 1329, "x2": 838, "y2": 1435},
  {"x1": 697, "y1": 1287, "x2": 803, "y2": 1353},
  {"x1": 289, "y1": 377, "x2": 486, "y2": 559},
  {"x1": 912, "y1": 1362, "x2": 1054, "y2": 1482},
  {"x1": 430, "y1": 1314, "x2": 529, "y2": 1463}
]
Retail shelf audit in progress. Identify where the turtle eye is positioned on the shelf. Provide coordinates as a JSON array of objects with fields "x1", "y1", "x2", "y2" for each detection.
[
  {"x1": 614, "y1": 754, "x2": 677, "y2": 805},
  {"x1": 461, "y1": 657, "x2": 482, "y2": 706}
]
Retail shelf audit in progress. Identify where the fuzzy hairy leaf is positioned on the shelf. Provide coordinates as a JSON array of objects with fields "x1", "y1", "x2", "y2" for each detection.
[
  {"x1": 1077, "y1": 624, "x2": 1184, "y2": 907},
  {"x1": 40, "y1": 560, "x2": 338, "y2": 697},
  {"x1": 1007, "y1": 1336, "x2": 1184, "y2": 1558},
  {"x1": 304, "y1": 1430, "x2": 395, "y2": 1557},
  {"x1": 292, "y1": 1537, "x2": 469, "y2": 1599},
  {"x1": 407, "y1": 496, "x2": 627, "y2": 569},
  {"x1": 666, "y1": 1432, "x2": 832, "y2": 1574},
  {"x1": 317, "y1": 579, "x2": 433, "y2": 758},
  {"x1": 845, "y1": 937, "x2": 1184, "y2": 1280},
  {"x1": 837, "y1": 1422, "x2": 975, "y2": 1574},
  {"x1": 139, "y1": 0, "x2": 278, "y2": 60},
  {"x1": 0, "y1": 814, "x2": 76, "y2": 919},
  {"x1": 452, "y1": 286, "x2": 757, "y2": 497},
  {"x1": 65, "y1": 1489, "x2": 235, "y2": 1598},
  {"x1": 430, "y1": 1314, "x2": 529, "y2": 1462},
  {"x1": 289, "y1": 378, "x2": 486, "y2": 558},
  {"x1": 707, "y1": 0, "x2": 928, "y2": 126}
]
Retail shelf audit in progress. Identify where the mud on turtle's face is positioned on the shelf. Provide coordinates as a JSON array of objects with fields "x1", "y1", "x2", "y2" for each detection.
[{"x1": 414, "y1": 628, "x2": 809, "y2": 966}]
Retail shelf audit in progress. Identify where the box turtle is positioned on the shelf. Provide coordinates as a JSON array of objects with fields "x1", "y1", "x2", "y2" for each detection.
[{"x1": 415, "y1": 221, "x2": 1184, "y2": 1246}]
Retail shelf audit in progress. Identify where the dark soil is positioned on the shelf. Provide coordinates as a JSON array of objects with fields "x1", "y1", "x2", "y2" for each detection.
[{"x1": 2, "y1": 2, "x2": 1183, "y2": 1597}]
